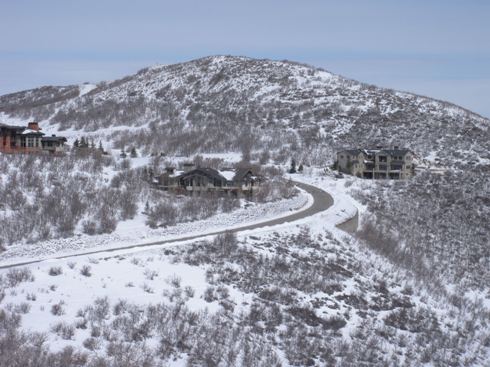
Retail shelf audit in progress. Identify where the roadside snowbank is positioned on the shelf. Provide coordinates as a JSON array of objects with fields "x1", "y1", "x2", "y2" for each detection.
[{"x1": 0, "y1": 191, "x2": 311, "y2": 266}]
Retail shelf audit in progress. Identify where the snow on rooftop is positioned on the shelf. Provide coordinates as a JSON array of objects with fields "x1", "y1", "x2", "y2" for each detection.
[
  {"x1": 219, "y1": 170, "x2": 235, "y2": 181},
  {"x1": 171, "y1": 170, "x2": 184, "y2": 178},
  {"x1": 21, "y1": 128, "x2": 41, "y2": 135}
]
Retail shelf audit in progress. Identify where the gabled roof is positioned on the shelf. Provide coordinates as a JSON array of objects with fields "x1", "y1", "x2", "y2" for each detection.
[
  {"x1": 380, "y1": 149, "x2": 411, "y2": 156},
  {"x1": 42, "y1": 136, "x2": 67, "y2": 142},
  {"x1": 233, "y1": 167, "x2": 259, "y2": 182},
  {"x1": 339, "y1": 148, "x2": 412, "y2": 157},
  {"x1": 178, "y1": 167, "x2": 228, "y2": 182},
  {"x1": 0, "y1": 123, "x2": 25, "y2": 131}
]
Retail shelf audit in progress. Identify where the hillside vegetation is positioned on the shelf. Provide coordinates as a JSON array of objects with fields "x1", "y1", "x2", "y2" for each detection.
[
  {"x1": 1, "y1": 56, "x2": 488, "y2": 165},
  {"x1": 1, "y1": 56, "x2": 489, "y2": 366}
]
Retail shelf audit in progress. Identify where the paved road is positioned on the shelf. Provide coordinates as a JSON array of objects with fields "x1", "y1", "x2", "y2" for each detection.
[{"x1": 0, "y1": 181, "x2": 349, "y2": 270}]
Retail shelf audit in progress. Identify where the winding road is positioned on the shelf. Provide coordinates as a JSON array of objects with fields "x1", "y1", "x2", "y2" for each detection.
[{"x1": 0, "y1": 181, "x2": 355, "y2": 270}]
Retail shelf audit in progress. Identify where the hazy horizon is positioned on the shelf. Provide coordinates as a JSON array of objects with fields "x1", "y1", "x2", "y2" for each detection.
[{"x1": 1, "y1": 0, "x2": 489, "y2": 118}]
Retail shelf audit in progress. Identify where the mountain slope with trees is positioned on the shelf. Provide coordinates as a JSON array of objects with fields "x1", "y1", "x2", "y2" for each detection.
[{"x1": 1, "y1": 55, "x2": 488, "y2": 165}]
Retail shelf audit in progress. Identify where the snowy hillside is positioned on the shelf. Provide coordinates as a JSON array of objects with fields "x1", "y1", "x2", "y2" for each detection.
[
  {"x1": 1, "y1": 56, "x2": 488, "y2": 165},
  {"x1": 1, "y1": 56, "x2": 490, "y2": 366}
]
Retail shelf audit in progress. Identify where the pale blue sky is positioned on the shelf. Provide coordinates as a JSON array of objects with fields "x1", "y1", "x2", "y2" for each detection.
[{"x1": 1, "y1": 0, "x2": 489, "y2": 117}]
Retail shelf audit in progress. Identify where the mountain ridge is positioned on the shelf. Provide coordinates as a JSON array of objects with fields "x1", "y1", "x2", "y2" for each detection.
[{"x1": 1, "y1": 55, "x2": 488, "y2": 165}]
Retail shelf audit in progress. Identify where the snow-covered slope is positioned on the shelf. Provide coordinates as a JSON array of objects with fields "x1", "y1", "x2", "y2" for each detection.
[
  {"x1": 1, "y1": 55, "x2": 488, "y2": 164},
  {"x1": 1, "y1": 56, "x2": 490, "y2": 366}
]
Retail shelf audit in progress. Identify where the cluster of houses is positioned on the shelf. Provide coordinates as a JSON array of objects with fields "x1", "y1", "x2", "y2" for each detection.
[
  {"x1": 336, "y1": 146, "x2": 415, "y2": 179},
  {"x1": 155, "y1": 164, "x2": 261, "y2": 196},
  {"x1": 2, "y1": 121, "x2": 415, "y2": 183},
  {"x1": 0, "y1": 122, "x2": 67, "y2": 154}
]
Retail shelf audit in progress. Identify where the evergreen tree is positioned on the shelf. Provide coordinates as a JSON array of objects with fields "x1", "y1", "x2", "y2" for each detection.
[
  {"x1": 298, "y1": 163, "x2": 304, "y2": 172},
  {"x1": 130, "y1": 147, "x2": 137, "y2": 158},
  {"x1": 73, "y1": 138, "x2": 80, "y2": 149},
  {"x1": 120, "y1": 147, "x2": 127, "y2": 158},
  {"x1": 80, "y1": 137, "x2": 88, "y2": 148},
  {"x1": 289, "y1": 158, "x2": 297, "y2": 174},
  {"x1": 141, "y1": 166, "x2": 149, "y2": 181}
]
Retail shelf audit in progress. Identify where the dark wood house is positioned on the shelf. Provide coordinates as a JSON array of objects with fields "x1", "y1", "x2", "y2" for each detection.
[
  {"x1": 179, "y1": 168, "x2": 229, "y2": 192},
  {"x1": 232, "y1": 168, "x2": 260, "y2": 191},
  {"x1": 0, "y1": 122, "x2": 67, "y2": 154},
  {"x1": 156, "y1": 166, "x2": 262, "y2": 195},
  {"x1": 41, "y1": 135, "x2": 68, "y2": 154},
  {"x1": 1, "y1": 122, "x2": 43, "y2": 153}
]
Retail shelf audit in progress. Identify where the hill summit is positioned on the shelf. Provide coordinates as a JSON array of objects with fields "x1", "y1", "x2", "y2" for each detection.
[{"x1": 1, "y1": 55, "x2": 488, "y2": 165}]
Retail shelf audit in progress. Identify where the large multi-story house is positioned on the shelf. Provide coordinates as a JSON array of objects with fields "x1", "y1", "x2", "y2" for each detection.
[
  {"x1": 336, "y1": 147, "x2": 415, "y2": 179},
  {"x1": 156, "y1": 165, "x2": 261, "y2": 195},
  {"x1": 0, "y1": 122, "x2": 67, "y2": 154}
]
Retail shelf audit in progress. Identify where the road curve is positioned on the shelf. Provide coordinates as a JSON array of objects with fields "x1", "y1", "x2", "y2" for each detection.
[{"x1": 0, "y1": 181, "x2": 334, "y2": 270}]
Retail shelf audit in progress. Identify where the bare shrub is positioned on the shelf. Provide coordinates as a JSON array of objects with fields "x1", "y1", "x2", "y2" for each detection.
[
  {"x1": 82, "y1": 220, "x2": 97, "y2": 235},
  {"x1": 91, "y1": 326, "x2": 101, "y2": 338},
  {"x1": 323, "y1": 315, "x2": 347, "y2": 330},
  {"x1": 83, "y1": 337, "x2": 100, "y2": 351},
  {"x1": 204, "y1": 286, "x2": 218, "y2": 302},
  {"x1": 254, "y1": 178, "x2": 297, "y2": 202},
  {"x1": 344, "y1": 179, "x2": 354, "y2": 188},
  {"x1": 4, "y1": 268, "x2": 34, "y2": 288},
  {"x1": 113, "y1": 300, "x2": 128, "y2": 316},
  {"x1": 184, "y1": 286, "x2": 195, "y2": 298},
  {"x1": 91, "y1": 297, "x2": 110, "y2": 322},
  {"x1": 48, "y1": 266, "x2": 63, "y2": 276},
  {"x1": 12, "y1": 302, "x2": 31, "y2": 314},
  {"x1": 52, "y1": 322, "x2": 75, "y2": 340},
  {"x1": 142, "y1": 283, "x2": 154, "y2": 294},
  {"x1": 80, "y1": 265, "x2": 92, "y2": 277},
  {"x1": 213, "y1": 232, "x2": 238, "y2": 256},
  {"x1": 144, "y1": 269, "x2": 158, "y2": 281},
  {"x1": 75, "y1": 318, "x2": 88, "y2": 330},
  {"x1": 167, "y1": 275, "x2": 181, "y2": 288},
  {"x1": 51, "y1": 301, "x2": 65, "y2": 316}
]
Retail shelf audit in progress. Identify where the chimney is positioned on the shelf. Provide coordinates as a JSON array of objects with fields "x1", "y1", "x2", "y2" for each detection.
[{"x1": 27, "y1": 122, "x2": 40, "y2": 131}]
